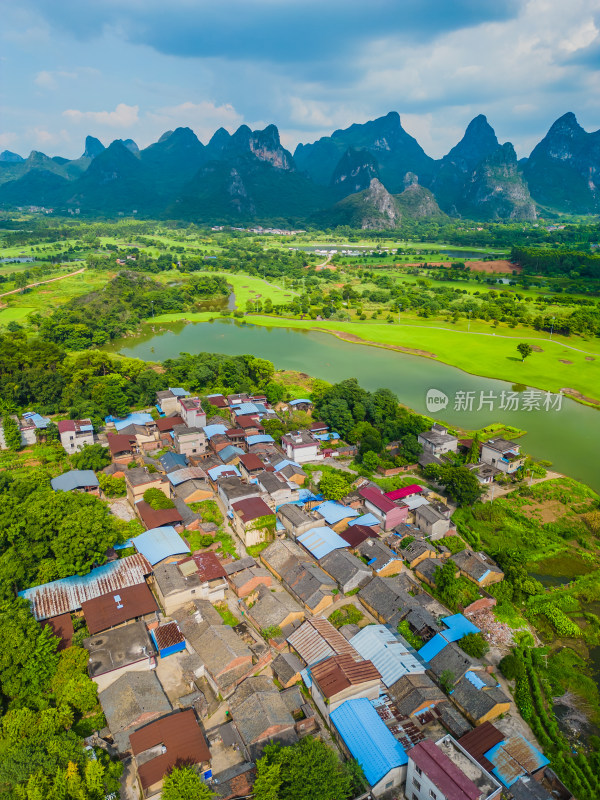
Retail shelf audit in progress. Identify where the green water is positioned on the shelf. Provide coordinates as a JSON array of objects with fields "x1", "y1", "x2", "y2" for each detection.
[{"x1": 113, "y1": 318, "x2": 600, "y2": 491}]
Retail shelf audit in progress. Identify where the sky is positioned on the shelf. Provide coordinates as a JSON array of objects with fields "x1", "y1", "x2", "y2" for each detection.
[{"x1": 2, "y1": 0, "x2": 599, "y2": 160}]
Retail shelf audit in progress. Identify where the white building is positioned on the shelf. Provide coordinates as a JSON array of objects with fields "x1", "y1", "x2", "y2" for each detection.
[
  {"x1": 57, "y1": 419, "x2": 95, "y2": 454},
  {"x1": 281, "y1": 430, "x2": 321, "y2": 463},
  {"x1": 480, "y1": 438, "x2": 525, "y2": 474},
  {"x1": 178, "y1": 396, "x2": 207, "y2": 429},
  {"x1": 418, "y1": 424, "x2": 458, "y2": 457}
]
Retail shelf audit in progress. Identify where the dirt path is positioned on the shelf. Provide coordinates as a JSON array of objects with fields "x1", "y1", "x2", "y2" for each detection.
[
  {"x1": 0, "y1": 267, "x2": 86, "y2": 298},
  {"x1": 482, "y1": 470, "x2": 563, "y2": 502}
]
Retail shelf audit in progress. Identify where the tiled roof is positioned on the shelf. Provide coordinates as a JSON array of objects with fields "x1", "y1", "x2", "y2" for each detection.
[
  {"x1": 287, "y1": 617, "x2": 360, "y2": 666},
  {"x1": 311, "y1": 654, "x2": 379, "y2": 698}
]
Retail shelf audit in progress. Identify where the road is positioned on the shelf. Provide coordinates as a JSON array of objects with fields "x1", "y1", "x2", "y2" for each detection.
[{"x1": 0, "y1": 267, "x2": 86, "y2": 299}]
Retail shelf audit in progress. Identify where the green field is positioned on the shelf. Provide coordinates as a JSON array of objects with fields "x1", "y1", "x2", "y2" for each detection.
[
  {"x1": 0, "y1": 269, "x2": 112, "y2": 320},
  {"x1": 155, "y1": 270, "x2": 297, "y2": 309},
  {"x1": 243, "y1": 314, "x2": 600, "y2": 403}
]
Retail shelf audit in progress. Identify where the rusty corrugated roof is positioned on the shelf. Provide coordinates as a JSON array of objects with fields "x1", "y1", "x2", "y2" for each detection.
[
  {"x1": 311, "y1": 654, "x2": 380, "y2": 698},
  {"x1": 19, "y1": 553, "x2": 152, "y2": 620},
  {"x1": 287, "y1": 617, "x2": 360, "y2": 666}
]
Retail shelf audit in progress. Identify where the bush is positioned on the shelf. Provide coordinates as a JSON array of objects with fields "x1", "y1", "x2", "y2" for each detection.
[
  {"x1": 458, "y1": 632, "x2": 489, "y2": 659},
  {"x1": 262, "y1": 625, "x2": 282, "y2": 641},
  {"x1": 98, "y1": 473, "x2": 126, "y2": 498},
  {"x1": 143, "y1": 487, "x2": 175, "y2": 510},
  {"x1": 71, "y1": 443, "x2": 111, "y2": 471}
]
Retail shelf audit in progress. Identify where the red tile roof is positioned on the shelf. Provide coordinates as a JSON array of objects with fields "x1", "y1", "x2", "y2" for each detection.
[
  {"x1": 311, "y1": 654, "x2": 379, "y2": 698},
  {"x1": 156, "y1": 415, "x2": 184, "y2": 432},
  {"x1": 130, "y1": 709, "x2": 210, "y2": 790},
  {"x1": 239, "y1": 453, "x2": 265, "y2": 471},
  {"x1": 184, "y1": 551, "x2": 227, "y2": 581},
  {"x1": 236, "y1": 414, "x2": 262, "y2": 428},
  {"x1": 409, "y1": 739, "x2": 480, "y2": 800},
  {"x1": 136, "y1": 500, "x2": 183, "y2": 530},
  {"x1": 384, "y1": 484, "x2": 423, "y2": 501},
  {"x1": 106, "y1": 432, "x2": 136, "y2": 456},
  {"x1": 81, "y1": 583, "x2": 158, "y2": 635},
  {"x1": 231, "y1": 496, "x2": 274, "y2": 523},
  {"x1": 359, "y1": 486, "x2": 397, "y2": 513},
  {"x1": 340, "y1": 525, "x2": 379, "y2": 547},
  {"x1": 154, "y1": 621, "x2": 185, "y2": 651}
]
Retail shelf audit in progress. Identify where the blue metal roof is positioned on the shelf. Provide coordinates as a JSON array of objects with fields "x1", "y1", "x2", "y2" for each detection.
[
  {"x1": 51, "y1": 470, "x2": 99, "y2": 492},
  {"x1": 417, "y1": 634, "x2": 448, "y2": 663},
  {"x1": 168, "y1": 387, "x2": 189, "y2": 397},
  {"x1": 484, "y1": 737, "x2": 549, "y2": 788},
  {"x1": 203, "y1": 424, "x2": 228, "y2": 439},
  {"x1": 207, "y1": 464, "x2": 240, "y2": 480},
  {"x1": 132, "y1": 526, "x2": 189, "y2": 565},
  {"x1": 315, "y1": 501, "x2": 359, "y2": 525},
  {"x1": 298, "y1": 489, "x2": 323, "y2": 502},
  {"x1": 220, "y1": 445, "x2": 244, "y2": 463},
  {"x1": 233, "y1": 402, "x2": 259, "y2": 415},
  {"x1": 246, "y1": 434, "x2": 274, "y2": 445},
  {"x1": 159, "y1": 452, "x2": 188, "y2": 472},
  {"x1": 297, "y1": 526, "x2": 349, "y2": 559},
  {"x1": 273, "y1": 459, "x2": 301, "y2": 472},
  {"x1": 330, "y1": 699, "x2": 407, "y2": 787},
  {"x1": 314, "y1": 432, "x2": 340, "y2": 441},
  {"x1": 441, "y1": 613, "x2": 480, "y2": 642},
  {"x1": 289, "y1": 399, "x2": 311, "y2": 405},
  {"x1": 347, "y1": 513, "x2": 380, "y2": 528},
  {"x1": 350, "y1": 625, "x2": 424, "y2": 688},
  {"x1": 23, "y1": 411, "x2": 50, "y2": 429},
  {"x1": 114, "y1": 412, "x2": 153, "y2": 431}
]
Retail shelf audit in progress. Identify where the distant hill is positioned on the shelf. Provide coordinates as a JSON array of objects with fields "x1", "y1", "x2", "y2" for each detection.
[{"x1": 0, "y1": 111, "x2": 597, "y2": 223}]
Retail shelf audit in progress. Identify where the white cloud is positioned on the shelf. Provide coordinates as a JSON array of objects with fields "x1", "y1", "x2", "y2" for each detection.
[
  {"x1": 0, "y1": 132, "x2": 18, "y2": 149},
  {"x1": 63, "y1": 103, "x2": 139, "y2": 127},
  {"x1": 25, "y1": 127, "x2": 71, "y2": 148}
]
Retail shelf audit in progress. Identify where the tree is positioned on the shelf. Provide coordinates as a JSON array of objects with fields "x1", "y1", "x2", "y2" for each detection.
[
  {"x1": 458, "y1": 632, "x2": 489, "y2": 659},
  {"x1": 362, "y1": 451, "x2": 379, "y2": 472},
  {"x1": 439, "y1": 669, "x2": 456, "y2": 694},
  {"x1": 98, "y1": 473, "x2": 126, "y2": 498},
  {"x1": 318, "y1": 471, "x2": 350, "y2": 502},
  {"x1": 2, "y1": 415, "x2": 22, "y2": 451},
  {"x1": 436, "y1": 465, "x2": 485, "y2": 507},
  {"x1": 262, "y1": 625, "x2": 282, "y2": 641},
  {"x1": 466, "y1": 435, "x2": 480, "y2": 464},
  {"x1": 143, "y1": 487, "x2": 175, "y2": 510},
  {"x1": 71, "y1": 444, "x2": 111, "y2": 471},
  {"x1": 253, "y1": 761, "x2": 282, "y2": 800},
  {"x1": 434, "y1": 562, "x2": 460, "y2": 610},
  {"x1": 162, "y1": 766, "x2": 215, "y2": 800},
  {"x1": 517, "y1": 342, "x2": 533, "y2": 361}
]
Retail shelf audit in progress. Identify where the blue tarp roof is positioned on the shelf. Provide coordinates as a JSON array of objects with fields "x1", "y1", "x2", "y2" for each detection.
[
  {"x1": 203, "y1": 424, "x2": 228, "y2": 439},
  {"x1": 330, "y1": 699, "x2": 407, "y2": 787},
  {"x1": 297, "y1": 526, "x2": 349, "y2": 559},
  {"x1": 485, "y1": 737, "x2": 549, "y2": 788},
  {"x1": 348, "y1": 513, "x2": 380, "y2": 528},
  {"x1": 418, "y1": 614, "x2": 480, "y2": 662},
  {"x1": 168, "y1": 387, "x2": 189, "y2": 397},
  {"x1": 51, "y1": 470, "x2": 99, "y2": 492},
  {"x1": 314, "y1": 432, "x2": 340, "y2": 441},
  {"x1": 289, "y1": 399, "x2": 311, "y2": 405},
  {"x1": 350, "y1": 625, "x2": 424, "y2": 688},
  {"x1": 113, "y1": 412, "x2": 153, "y2": 431},
  {"x1": 159, "y1": 452, "x2": 188, "y2": 472},
  {"x1": 207, "y1": 464, "x2": 240, "y2": 480},
  {"x1": 315, "y1": 501, "x2": 359, "y2": 525},
  {"x1": 246, "y1": 434, "x2": 274, "y2": 446},
  {"x1": 132, "y1": 526, "x2": 189, "y2": 566},
  {"x1": 298, "y1": 489, "x2": 323, "y2": 502}
]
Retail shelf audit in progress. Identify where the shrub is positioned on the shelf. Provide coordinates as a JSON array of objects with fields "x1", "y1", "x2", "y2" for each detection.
[
  {"x1": 143, "y1": 487, "x2": 175, "y2": 510},
  {"x1": 98, "y1": 473, "x2": 126, "y2": 498},
  {"x1": 458, "y1": 632, "x2": 489, "y2": 659}
]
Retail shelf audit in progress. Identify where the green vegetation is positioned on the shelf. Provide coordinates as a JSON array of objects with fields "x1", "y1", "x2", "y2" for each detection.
[
  {"x1": 329, "y1": 605, "x2": 364, "y2": 629},
  {"x1": 262, "y1": 625, "x2": 283, "y2": 641},
  {"x1": 517, "y1": 342, "x2": 533, "y2": 361},
  {"x1": 162, "y1": 766, "x2": 215, "y2": 800},
  {"x1": 432, "y1": 561, "x2": 480, "y2": 612},
  {"x1": 397, "y1": 620, "x2": 424, "y2": 650},
  {"x1": 214, "y1": 603, "x2": 239, "y2": 627},
  {"x1": 143, "y1": 487, "x2": 175, "y2": 510},
  {"x1": 98, "y1": 473, "x2": 126, "y2": 497},
  {"x1": 247, "y1": 541, "x2": 271, "y2": 558},
  {"x1": 71, "y1": 443, "x2": 112, "y2": 471},
  {"x1": 458, "y1": 632, "x2": 489, "y2": 658}
]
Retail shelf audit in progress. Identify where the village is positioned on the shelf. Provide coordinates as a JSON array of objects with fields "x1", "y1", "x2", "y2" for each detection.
[{"x1": 3, "y1": 390, "x2": 573, "y2": 800}]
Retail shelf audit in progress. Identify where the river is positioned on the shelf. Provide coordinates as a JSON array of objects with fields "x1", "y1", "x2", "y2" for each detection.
[{"x1": 112, "y1": 318, "x2": 600, "y2": 492}]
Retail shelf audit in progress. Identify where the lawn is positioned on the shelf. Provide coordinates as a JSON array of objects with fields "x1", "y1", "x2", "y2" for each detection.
[
  {"x1": 1, "y1": 269, "x2": 112, "y2": 316},
  {"x1": 244, "y1": 314, "x2": 600, "y2": 404},
  {"x1": 0, "y1": 306, "x2": 36, "y2": 324}
]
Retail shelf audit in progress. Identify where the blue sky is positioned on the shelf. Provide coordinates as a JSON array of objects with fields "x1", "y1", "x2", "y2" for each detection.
[{"x1": 2, "y1": 0, "x2": 599, "y2": 159}]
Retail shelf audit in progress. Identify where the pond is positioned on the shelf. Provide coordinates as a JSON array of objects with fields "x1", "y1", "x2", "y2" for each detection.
[{"x1": 111, "y1": 318, "x2": 600, "y2": 492}]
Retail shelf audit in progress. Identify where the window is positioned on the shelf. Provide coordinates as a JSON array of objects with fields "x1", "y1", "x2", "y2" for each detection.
[
  {"x1": 385, "y1": 782, "x2": 393, "y2": 789},
  {"x1": 429, "y1": 792, "x2": 437, "y2": 800},
  {"x1": 413, "y1": 779, "x2": 421, "y2": 791},
  {"x1": 412, "y1": 794, "x2": 419, "y2": 800},
  {"x1": 415, "y1": 766, "x2": 422, "y2": 776}
]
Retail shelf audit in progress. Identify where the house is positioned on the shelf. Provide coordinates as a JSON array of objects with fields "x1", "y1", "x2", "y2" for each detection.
[
  {"x1": 415, "y1": 504, "x2": 452, "y2": 539},
  {"x1": 394, "y1": 538, "x2": 437, "y2": 569},
  {"x1": 98, "y1": 671, "x2": 171, "y2": 753},
  {"x1": 281, "y1": 430, "x2": 320, "y2": 463},
  {"x1": 132, "y1": 526, "x2": 189, "y2": 567},
  {"x1": 228, "y1": 676, "x2": 298, "y2": 759},
  {"x1": 356, "y1": 538, "x2": 403, "y2": 576},
  {"x1": 178, "y1": 396, "x2": 207, "y2": 428},
  {"x1": 271, "y1": 651, "x2": 304, "y2": 687},
  {"x1": 314, "y1": 501, "x2": 359, "y2": 532},
  {"x1": 237, "y1": 452, "x2": 265, "y2": 480},
  {"x1": 176, "y1": 600, "x2": 253, "y2": 698},
  {"x1": 428, "y1": 642, "x2": 480, "y2": 689},
  {"x1": 467, "y1": 463, "x2": 499, "y2": 485},
  {"x1": 358, "y1": 575, "x2": 414, "y2": 626},
  {"x1": 51, "y1": 469, "x2": 99, "y2": 494},
  {"x1": 130, "y1": 709, "x2": 211, "y2": 797},
  {"x1": 480, "y1": 438, "x2": 525, "y2": 474},
  {"x1": 510, "y1": 777, "x2": 558, "y2": 800},
  {"x1": 18, "y1": 411, "x2": 51, "y2": 446},
  {"x1": 235, "y1": 415, "x2": 264, "y2": 436},
  {"x1": 260, "y1": 538, "x2": 306, "y2": 581},
  {"x1": 350, "y1": 625, "x2": 425, "y2": 688},
  {"x1": 359, "y1": 486, "x2": 408, "y2": 530},
  {"x1": 309, "y1": 654, "x2": 380, "y2": 719},
  {"x1": 417, "y1": 614, "x2": 480, "y2": 663},
  {"x1": 245, "y1": 585, "x2": 305, "y2": 634},
  {"x1": 458, "y1": 722, "x2": 550, "y2": 791},
  {"x1": 155, "y1": 414, "x2": 185, "y2": 439},
  {"x1": 135, "y1": 500, "x2": 184, "y2": 531},
  {"x1": 152, "y1": 621, "x2": 186, "y2": 658},
  {"x1": 319, "y1": 548, "x2": 372, "y2": 594},
  {"x1": 226, "y1": 427, "x2": 248, "y2": 447},
  {"x1": 406, "y1": 737, "x2": 501, "y2": 800},
  {"x1": 451, "y1": 550, "x2": 504, "y2": 587},
  {"x1": 285, "y1": 562, "x2": 337, "y2": 615},
  {"x1": 414, "y1": 557, "x2": 447, "y2": 588},
  {"x1": 106, "y1": 432, "x2": 138, "y2": 463},
  {"x1": 224, "y1": 557, "x2": 272, "y2": 598},
  {"x1": 217, "y1": 476, "x2": 260, "y2": 512},
  {"x1": 297, "y1": 526, "x2": 348, "y2": 560},
  {"x1": 387, "y1": 672, "x2": 446, "y2": 718},
  {"x1": 277, "y1": 504, "x2": 324, "y2": 539},
  {"x1": 57, "y1": 419, "x2": 94, "y2": 454},
  {"x1": 287, "y1": 617, "x2": 360, "y2": 667},
  {"x1": 288, "y1": 398, "x2": 312, "y2": 411},
  {"x1": 418, "y1": 424, "x2": 459, "y2": 457},
  {"x1": 171, "y1": 476, "x2": 213, "y2": 505},
  {"x1": 277, "y1": 462, "x2": 307, "y2": 486},
  {"x1": 230, "y1": 497, "x2": 276, "y2": 547},
  {"x1": 330, "y1": 698, "x2": 408, "y2": 797},
  {"x1": 255, "y1": 470, "x2": 298, "y2": 507},
  {"x1": 19, "y1": 553, "x2": 152, "y2": 620},
  {"x1": 450, "y1": 672, "x2": 511, "y2": 726},
  {"x1": 153, "y1": 554, "x2": 227, "y2": 614},
  {"x1": 81, "y1": 583, "x2": 158, "y2": 635},
  {"x1": 115, "y1": 422, "x2": 158, "y2": 453},
  {"x1": 402, "y1": 604, "x2": 442, "y2": 644},
  {"x1": 159, "y1": 451, "x2": 188, "y2": 473},
  {"x1": 205, "y1": 393, "x2": 229, "y2": 410},
  {"x1": 340, "y1": 524, "x2": 380, "y2": 548},
  {"x1": 156, "y1": 388, "x2": 189, "y2": 416},
  {"x1": 384, "y1": 484, "x2": 423, "y2": 503},
  {"x1": 124, "y1": 467, "x2": 170, "y2": 507},
  {"x1": 173, "y1": 425, "x2": 206, "y2": 459},
  {"x1": 84, "y1": 620, "x2": 158, "y2": 691}
]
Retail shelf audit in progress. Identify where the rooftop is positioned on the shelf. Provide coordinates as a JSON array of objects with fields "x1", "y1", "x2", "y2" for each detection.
[
  {"x1": 384, "y1": 484, "x2": 423, "y2": 501},
  {"x1": 231, "y1": 496, "x2": 274, "y2": 523},
  {"x1": 410, "y1": 738, "x2": 481, "y2": 800},
  {"x1": 136, "y1": 500, "x2": 184, "y2": 530},
  {"x1": 340, "y1": 524, "x2": 379, "y2": 548},
  {"x1": 84, "y1": 620, "x2": 156, "y2": 677},
  {"x1": 315, "y1": 501, "x2": 359, "y2": 526},
  {"x1": 297, "y1": 526, "x2": 349, "y2": 559},
  {"x1": 50, "y1": 469, "x2": 99, "y2": 492},
  {"x1": 359, "y1": 486, "x2": 398, "y2": 513},
  {"x1": 287, "y1": 617, "x2": 360, "y2": 666},
  {"x1": 350, "y1": 625, "x2": 424, "y2": 688},
  {"x1": 311, "y1": 654, "x2": 380, "y2": 698},
  {"x1": 132, "y1": 526, "x2": 189, "y2": 566},
  {"x1": 81, "y1": 583, "x2": 157, "y2": 635}
]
